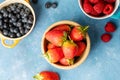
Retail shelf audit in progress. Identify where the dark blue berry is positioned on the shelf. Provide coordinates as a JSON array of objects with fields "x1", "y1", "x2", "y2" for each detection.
[
  {"x1": 45, "y1": 2, "x2": 52, "y2": 8},
  {"x1": 2, "y1": 29, "x2": 9, "y2": 36},
  {"x1": 52, "y1": 2, "x2": 58, "y2": 8}
]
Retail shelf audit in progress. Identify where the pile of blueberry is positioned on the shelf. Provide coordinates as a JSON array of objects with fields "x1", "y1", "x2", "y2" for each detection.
[{"x1": 0, "y1": 3, "x2": 34, "y2": 38}]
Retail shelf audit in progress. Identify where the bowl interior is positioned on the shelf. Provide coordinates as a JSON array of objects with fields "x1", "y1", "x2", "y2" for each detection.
[{"x1": 41, "y1": 20, "x2": 91, "y2": 70}]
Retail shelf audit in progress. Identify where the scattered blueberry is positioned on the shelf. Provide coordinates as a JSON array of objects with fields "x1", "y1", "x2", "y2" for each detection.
[
  {"x1": 45, "y1": 2, "x2": 52, "y2": 8},
  {"x1": 52, "y1": 2, "x2": 58, "y2": 8},
  {"x1": 2, "y1": 29, "x2": 9, "y2": 36}
]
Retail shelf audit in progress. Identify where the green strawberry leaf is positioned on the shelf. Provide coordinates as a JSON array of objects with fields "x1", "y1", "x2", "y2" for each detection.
[{"x1": 33, "y1": 73, "x2": 43, "y2": 80}]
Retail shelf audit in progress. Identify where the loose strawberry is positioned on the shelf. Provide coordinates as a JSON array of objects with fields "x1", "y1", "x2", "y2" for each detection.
[
  {"x1": 75, "y1": 42, "x2": 86, "y2": 56},
  {"x1": 105, "y1": 22, "x2": 116, "y2": 32},
  {"x1": 45, "y1": 30, "x2": 67, "y2": 46},
  {"x1": 89, "y1": 0, "x2": 100, "y2": 4},
  {"x1": 101, "y1": 33, "x2": 112, "y2": 42},
  {"x1": 70, "y1": 26, "x2": 88, "y2": 41},
  {"x1": 52, "y1": 24, "x2": 71, "y2": 32},
  {"x1": 103, "y1": 4, "x2": 113, "y2": 15},
  {"x1": 93, "y1": 2, "x2": 105, "y2": 14},
  {"x1": 104, "y1": 0, "x2": 115, "y2": 3},
  {"x1": 83, "y1": 3, "x2": 93, "y2": 13},
  {"x1": 45, "y1": 48, "x2": 64, "y2": 63},
  {"x1": 60, "y1": 57, "x2": 74, "y2": 66},
  {"x1": 33, "y1": 71, "x2": 60, "y2": 80},
  {"x1": 47, "y1": 43, "x2": 58, "y2": 49},
  {"x1": 62, "y1": 40, "x2": 78, "y2": 59}
]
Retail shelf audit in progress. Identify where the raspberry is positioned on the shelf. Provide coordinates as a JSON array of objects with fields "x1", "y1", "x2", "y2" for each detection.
[
  {"x1": 93, "y1": 2, "x2": 105, "y2": 14},
  {"x1": 103, "y1": 4, "x2": 113, "y2": 15},
  {"x1": 105, "y1": 22, "x2": 116, "y2": 32},
  {"x1": 101, "y1": 33, "x2": 112, "y2": 42},
  {"x1": 90, "y1": 9, "x2": 99, "y2": 16},
  {"x1": 89, "y1": 0, "x2": 100, "y2": 4},
  {"x1": 83, "y1": 3, "x2": 93, "y2": 13},
  {"x1": 104, "y1": 0, "x2": 115, "y2": 3},
  {"x1": 84, "y1": 0, "x2": 89, "y2": 3}
]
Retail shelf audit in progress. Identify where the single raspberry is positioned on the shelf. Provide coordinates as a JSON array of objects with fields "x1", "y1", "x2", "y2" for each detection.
[
  {"x1": 93, "y1": 2, "x2": 105, "y2": 14},
  {"x1": 105, "y1": 22, "x2": 116, "y2": 32},
  {"x1": 101, "y1": 33, "x2": 112, "y2": 42},
  {"x1": 103, "y1": 4, "x2": 114, "y2": 15},
  {"x1": 104, "y1": 0, "x2": 115, "y2": 3},
  {"x1": 90, "y1": 9, "x2": 100, "y2": 16},
  {"x1": 89, "y1": 0, "x2": 100, "y2": 4},
  {"x1": 83, "y1": 3, "x2": 93, "y2": 13}
]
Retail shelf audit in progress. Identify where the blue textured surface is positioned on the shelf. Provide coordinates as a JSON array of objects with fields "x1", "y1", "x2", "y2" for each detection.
[{"x1": 0, "y1": 0, "x2": 120, "y2": 80}]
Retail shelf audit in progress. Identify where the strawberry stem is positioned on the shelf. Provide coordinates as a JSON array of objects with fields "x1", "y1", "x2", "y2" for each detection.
[
  {"x1": 82, "y1": 26, "x2": 89, "y2": 32},
  {"x1": 33, "y1": 74, "x2": 43, "y2": 80}
]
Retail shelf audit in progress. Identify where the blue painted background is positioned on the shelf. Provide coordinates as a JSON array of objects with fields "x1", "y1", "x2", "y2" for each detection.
[{"x1": 0, "y1": 0, "x2": 120, "y2": 80}]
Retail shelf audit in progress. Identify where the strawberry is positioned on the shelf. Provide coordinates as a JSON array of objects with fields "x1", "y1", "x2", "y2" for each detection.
[
  {"x1": 60, "y1": 57, "x2": 74, "y2": 66},
  {"x1": 75, "y1": 42, "x2": 86, "y2": 56},
  {"x1": 83, "y1": 3, "x2": 93, "y2": 13},
  {"x1": 105, "y1": 22, "x2": 116, "y2": 32},
  {"x1": 89, "y1": 0, "x2": 100, "y2": 4},
  {"x1": 104, "y1": 0, "x2": 115, "y2": 3},
  {"x1": 62, "y1": 40, "x2": 78, "y2": 59},
  {"x1": 52, "y1": 24, "x2": 71, "y2": 32},
  {"x1": 45, "y1": 30, "x2": 67, "y2": 46},
  {"x1": 103, "y1": 4, "x2": 113, "y2": 15},
  {"x1": 33, "y1": 71, "x2": 60, "y2": 80},
  {"x1": 47, "y1": 43, "x2": 58, "y2": 49},
  {"x1": 70, "y1": 26, "x2": 88, "y2": 41},
  {"x1": 101, "y1": 33, "x2": 112, "y2": 42},
  {"x1": 45, "y1": 48, "x2": 64, "y2": 63},
  {"x1": 93, "y1": 2, "x2": 105, "y2": 14}
]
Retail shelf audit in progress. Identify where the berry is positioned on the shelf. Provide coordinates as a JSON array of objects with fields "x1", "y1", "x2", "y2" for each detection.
[
  {"x1": 93, "y1": 2, "x2": 105, "y2": 14},
  {"x1": 105, "y1": 22, "x2": 116, "y2": 32},
  {"x1": 103, "y1": 4, "x2": 113, "y2": 15},
  {"x1": 52, "y1": 2, "x2": 58, "y2": 8},
  {"x1": 104, "y1": 0, "x2": 115, "y2": 3},
  {"x1": 60, "y1": 58, "x2": 74, "y2": 66},
  {"x1": 33, "y1": 71, "x2": 60, "y2": 80},
  {"x1": 101, "y1": 33, "x2": 112, "y2": 42},
  {"x1": 89, "y1": 0, "x2": 100, "y2": 4},
  {"x1": 83, "y1": 3, "x2": 93, "y2": 13},
  {"x1": 47, "y1": 43, "x2": 58, "y2": 49},
  {"x1": 90, "y1": 9, "x2": 99, "y2": 16},
  {"x1": 84, "y1": 0, "x2": 89, "y2": 3},
  {"x1": 45, "y1": 2, "x2": 52, "y2": 8}
]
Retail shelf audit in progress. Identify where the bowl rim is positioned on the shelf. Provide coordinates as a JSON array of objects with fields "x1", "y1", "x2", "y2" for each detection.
[
  {"x1": 41, "y1": 20, "x2": 91, "y2": 70},
  {"x1": 78, "y1": 0, "x2": 119, "y2": 20}
]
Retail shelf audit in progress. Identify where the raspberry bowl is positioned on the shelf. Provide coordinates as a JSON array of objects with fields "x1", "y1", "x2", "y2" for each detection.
[
  {"x1": 41, "y1": 20, "x2": 91, "y2": 70},
  {"x1": 78, "y1": 0, "x2": 119, "y2": 19}
]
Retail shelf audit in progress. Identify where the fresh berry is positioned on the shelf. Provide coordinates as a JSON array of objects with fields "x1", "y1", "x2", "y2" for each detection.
[
  {"x1": 33, "y1": 71, "x2": 60, "y2": 80},
  {"x1": 90, "y1": 9, "x2": 100, "y2": 16},
  {"x1": 45, "y1": 30, "x2": 67, "y2": 46},
  {"x1": 104, "y1": 0, "x2": 115, "y2": 3},
  {"x1": 62, "y1": 40, "x2": 78, "y2": 59},
  {"x1": 101, "y1": 33, "x2": 112, "y2": 42},
  {"x1": 75, "y1": 42, "x2": 86, "y2": 56},
  {"x1": 89, "y1": 0, "x2": 100, "y2": 4},
  {"x1": 45, "y1": 2, "x2": 52, "y2": 8},
  {"x1": 32, "y1": 0, "x2": 38, "y2": 4},
  {"x1": 70, "y1": 26, "x2": 88, "y2": 41},
  {"x1": 47, "y1": 43, "x2": 58, "y2": 49},
  {"x1": 52, "y1": 2, "x2": 58, "y2": 8},
  {"x1": 93, "y1": 2, "x2": 105, "y2": 14},
  {"x1": 45, "y1": 48, "x2": 64, "y2": 63},
  {"x1": 105, "y1": 22, "x2": 116, "y2": 32},
  {"x1": 83, "y1": 3, "x2": 93, "y2": 13},
  {"x1": 83, "y1": 0, "x2": 89, "y2": 3},
  {"x1": 52, "y1": 24, "x2": 71, "y2": 32},
  {"x1": 60, "y1": 58, "x2": 74, "y2": 66},
  {"x1": 103, "y1": 4, "x2": 113, "y2": 15}
]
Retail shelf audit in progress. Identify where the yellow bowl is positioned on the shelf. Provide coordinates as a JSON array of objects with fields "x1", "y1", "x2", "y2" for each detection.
[
  {"x1": 41, "y1": 20, "x2": 91, "y2": 70},
  {"x1": 0, "y1": 0, "x2": 36, "y2": 48}
]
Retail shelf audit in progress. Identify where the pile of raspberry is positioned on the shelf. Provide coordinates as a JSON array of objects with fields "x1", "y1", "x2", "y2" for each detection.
[{"x1": 82, "y1": 0, "x2": 115, "y2": 17}]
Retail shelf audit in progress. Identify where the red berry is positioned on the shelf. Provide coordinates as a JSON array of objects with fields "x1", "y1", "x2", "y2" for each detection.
[
  {"x1": 47, "y1": 43, "x2": 58, "y2": 49},
  {"x1": 90, "y1": 9, "x2": 100, "y2": 16},
  {"x1": 89, "y1": 0, "x2": 100, "y2": 4},
  {"x1": 83, "y1": 3, "x2": 93, "y2": 13},
  {"x1": 60, "y1": 58, "x2": 74, "y2": 66},
  {"x1": 104, "y1": 0, "x2": 115, "y2": 3},
  {"x1": 103, "y1": 4, "x2": 114, "y2": 15},
  {"x1": 105, "y1": 22, "x2": 116, "y2": 32},
  {"x1": 101, "y1": 33, "x2": 112, "y2": 42},
  {"x1": 84, "y1": 0, "x2": 89, "y2": 3},
  {"x1": 93, "y1": 2, "x2": 105, "y2": 14}
]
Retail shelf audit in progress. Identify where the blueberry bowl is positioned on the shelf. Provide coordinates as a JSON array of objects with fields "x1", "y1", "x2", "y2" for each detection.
[{"x1": 0, "y1": 0, "x2": 35, "y2": 48}]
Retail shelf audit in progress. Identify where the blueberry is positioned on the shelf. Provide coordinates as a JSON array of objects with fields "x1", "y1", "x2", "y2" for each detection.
[
  {"x1": 52, "y1": 2, "x2": 58, "y2": 8},
  {"x1": 25, "y1": 29, "x2": 29, "y2": 33},
  {"x1": 6, "y1": 7, "x2": 12, "y2": 12},
  {"x1": 0, "y1": 20, "x2": 3, "y2": 26},
  {"x1": 3, "y1": 23, "x2": 8, "y2": 29},
  {"x1": 9, "y1": 19, "x2": 13, "y2": 23},
  {"x1": 18, "y1": 3, "x2": 23, "y2": 9},
  {"x1": 22, "y1": 18, "x2": 27, "y2": 23},
  {"x1": 9, "y1": 24, "x2": 12, "y2": 27},
  {"x1": 13, "y1": 22, "x2": 17, "y2": 26},
  {"x1": 20, "y1": 9, "x2": 24, "y2": 16},
  {"x1": 0, "y1": 26, "x2": 3, "y2": 30},
  {"x1": 0, "y1": 8, "x2": 6, "y2": 13},
  {"x1": 13, "y1": 28, "x2": 19, "y2": 33},
  {"x1": 13, "y1": 10, "x2": 17, "y2": 14},
  {"x1": 0, "y1": 13, "x2": 3, "y2": 19},
  {"x1": 11, "y1": 16, "x2": 17, "y2": 22},
  {"x1": 3, "y1": 11, "x2": 8, "y2": 18},
  {"x1": 10, "y1": 4, "x2": 16, "y2": 11},
  {"x1": 32, "y1": 0, "x2": 38, "y2": 3},
  {"x1": 4, "y1": 18, "x2": 9, "y2": 23},
  {"x1": 16, "y1": 8, "x2": 20, "y2": 13},
  {"x1": 8, "y1": 13, "x2": 13, "y2": 18},
  {"x1": 9, "y1": 33, "x2": 16, "y2": 38},
  {"x1": 45, "y1": 2, "x2": 52, "y2": 8},
  {"x1": 2, "y1": 29, "x2": 9, "y2": 36},
  {"x1": 10, "y1": 27, "x2": 14, "y2": 33},
  {"x1": 27, "y1": 19, "x2": 33, "y2": 24},
  {"x1": 20, "y1": 28, "x2": 25, "y2": 35},
  {"x1": 25, "y1": 8, "x2": 30, "y2": 14},
  {"x1": 16, "y1": 14, "x2": 20, "y2": 18},
  {"x1": 19, "y1": 26, "x2": 23, "y2": 30},
  {"x1": 24, "y1": 24, "x2": 31, "y2": 29},
  {"x1": 16, "y1": 32, "x2": 22, "y2": 37},
  {"x1": 16, "y1": 22, "x2": 22, "y2": 27}
]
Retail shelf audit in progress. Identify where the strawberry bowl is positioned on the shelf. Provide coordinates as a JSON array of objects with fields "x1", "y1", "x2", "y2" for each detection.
[{"x1": 41, "y1": 20, "x2": 90, "y2": 70}]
